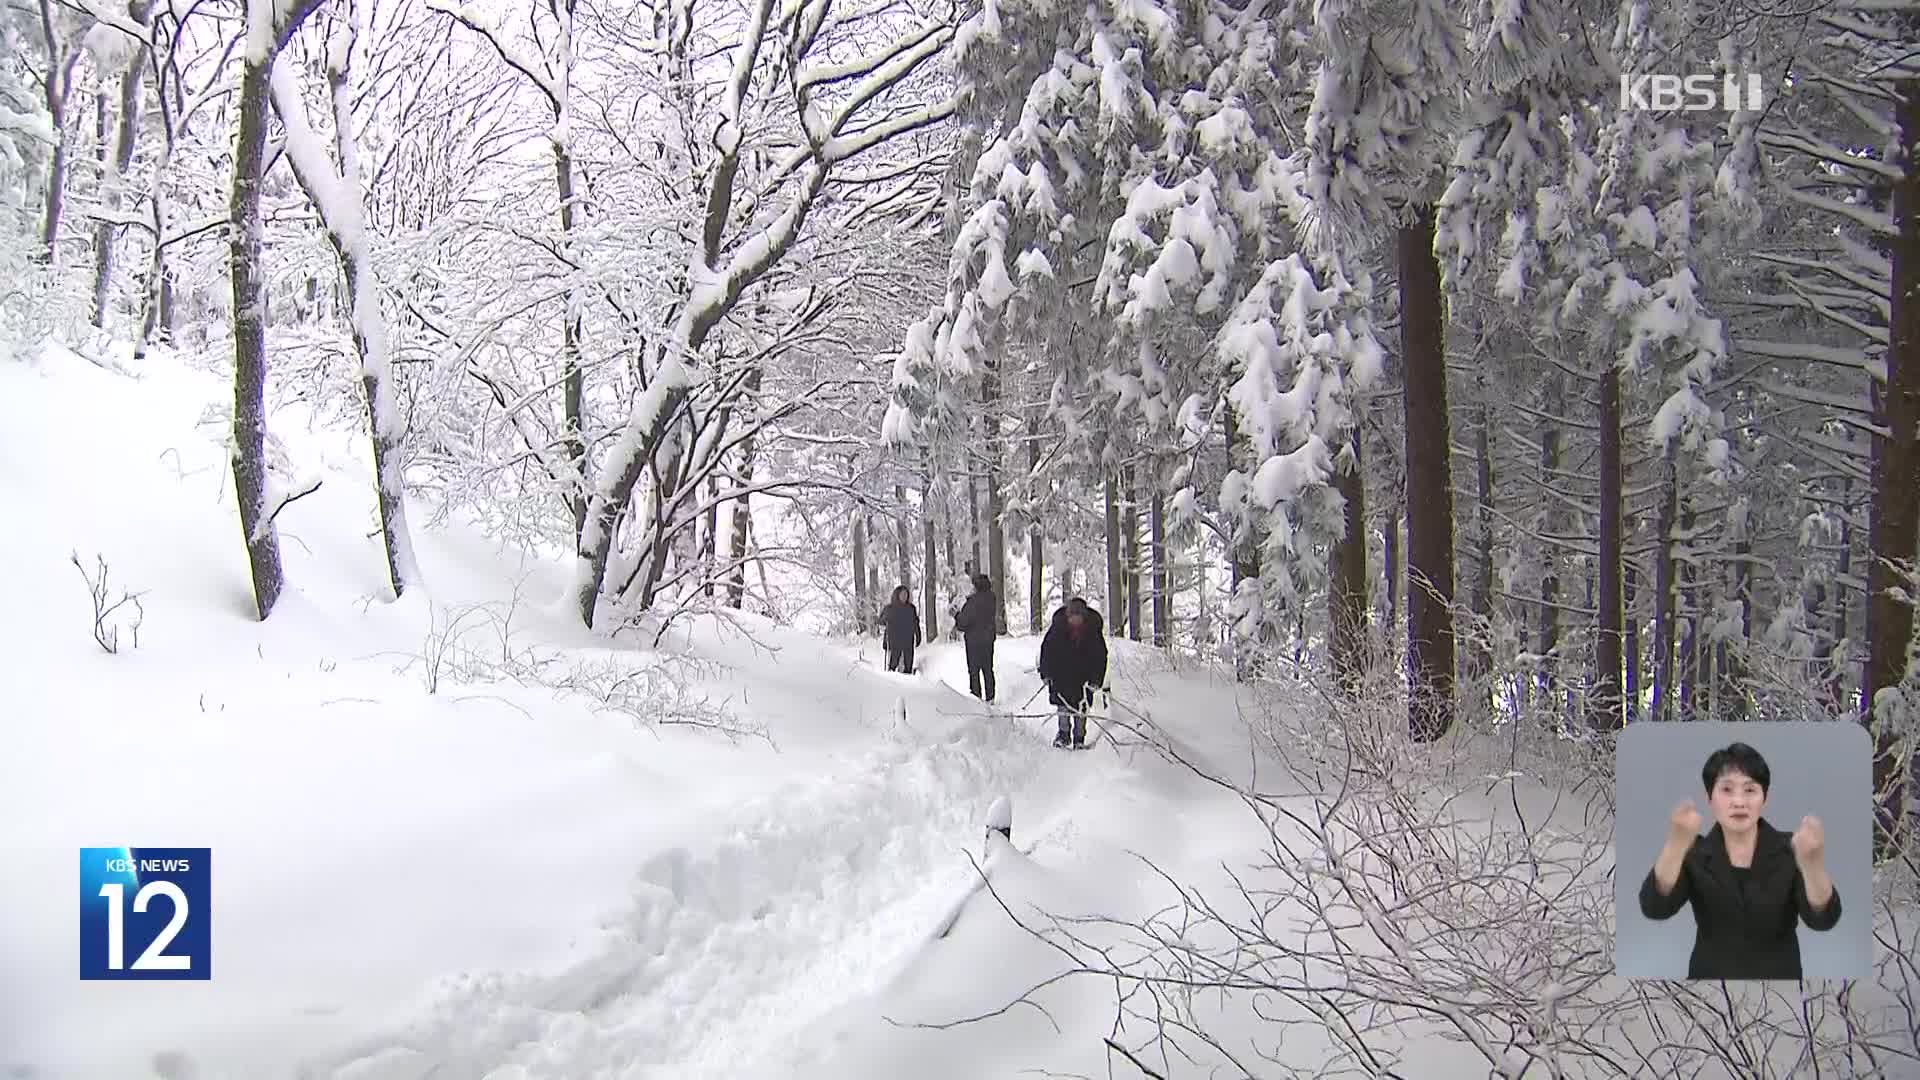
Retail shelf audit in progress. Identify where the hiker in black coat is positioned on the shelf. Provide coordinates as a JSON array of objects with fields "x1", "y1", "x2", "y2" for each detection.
[
  {"x1": 1639, "y1": 742, "x2": 1841, "y2": 979},
  {"x1": 953, "y1": 573, "x2": 998, "y2": 701},
  {"x1": 1036, "y1": 597, "x2": 1107, "y2": 747},
  {"x1": 879, "y1": 585, "x2": 921, "y2": 674}
]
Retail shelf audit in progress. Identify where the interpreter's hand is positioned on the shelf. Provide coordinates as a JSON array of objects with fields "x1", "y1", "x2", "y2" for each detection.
[
  {"x1": 1668, "y1": 800, "x2": 1703, "y2": 845},
  {"x1": 1791, "y1": 815, "x2": 1826, "y2": 866}
]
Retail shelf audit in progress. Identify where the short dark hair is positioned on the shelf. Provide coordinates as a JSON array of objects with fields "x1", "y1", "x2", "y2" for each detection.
[
  {"x1": 1067, "y1": 597, "x2": 1088, "y2": 613},
  {"x1": 974, "y1": 573, "x2": 991, "y2": 592},
  {"x1": 1702, "y1": 742, "x2": 1770, "y2": 796}
]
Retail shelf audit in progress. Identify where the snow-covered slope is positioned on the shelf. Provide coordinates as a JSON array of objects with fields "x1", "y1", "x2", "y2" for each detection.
[{"x1": 2, "y1": 341, "x2": 1508, "y2": 1079}]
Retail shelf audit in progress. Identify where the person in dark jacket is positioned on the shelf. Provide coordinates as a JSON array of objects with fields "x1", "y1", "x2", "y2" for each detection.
[
  {"x1": 880, "y1": 585, "x2": 921, "y2": 674},
  {"x1": 1036, "y1": 597, "x2": 1107, "y2": 747},
  {"x1": 1639, "y1": 741, "x2": 1840, "y2": 979},
  {"x1": 953, "y1": 573, "x2": 998, "y2": 701}
]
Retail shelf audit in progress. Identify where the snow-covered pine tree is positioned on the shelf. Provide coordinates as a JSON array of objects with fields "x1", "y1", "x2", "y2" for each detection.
[
  {"x1": 1745, "y1": 0, "x2": 1918, "y2": 848},
  {"x1": 1293, "y1": 0, "x2": 1465, "y2": 733},
  {"x1": 884, "y1": 0, "x2": 1406, "y2": 680}
]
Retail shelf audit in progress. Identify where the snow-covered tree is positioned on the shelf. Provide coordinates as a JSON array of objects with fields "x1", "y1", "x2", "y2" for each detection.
[
  {"x1": 271, "y1": 0, "x2": 417, "y2": 599},
  {"x1": 885, "y1": 0, "x2": 1405, "y2": 681}
]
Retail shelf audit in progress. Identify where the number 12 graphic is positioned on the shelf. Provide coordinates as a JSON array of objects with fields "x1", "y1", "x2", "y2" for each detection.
[{"x1": 79, "y1": 847, "x2": 211, "y2": 980}]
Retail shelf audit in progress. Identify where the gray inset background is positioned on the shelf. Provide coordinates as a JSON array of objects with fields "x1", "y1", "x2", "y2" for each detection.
[{"x1": 1614, "y1": 721, "x2": 1873, "y2": 979}]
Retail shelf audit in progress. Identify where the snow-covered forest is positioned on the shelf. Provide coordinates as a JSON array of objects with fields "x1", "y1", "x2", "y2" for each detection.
[{"x1": 3, "y1": 0, "x2": 1918, "y2": 1074}]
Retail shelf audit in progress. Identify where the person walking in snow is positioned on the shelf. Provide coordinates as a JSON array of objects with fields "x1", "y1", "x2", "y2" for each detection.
[
  {"x1": 1037, "y1": 596, "x2": 1107, "y2": 748},
  {"x1": 881, "y1": 585, "x2": 921, "y2": 674},
  {"x1": 953, "y1": 573, "x2": 998, "y2": 701}
]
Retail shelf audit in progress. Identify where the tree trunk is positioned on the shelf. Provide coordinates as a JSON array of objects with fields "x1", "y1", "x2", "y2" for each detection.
[
  {"x1": 1538, "y1": 374, "x2": 1563, "y2": 720},
  {"x1": 726, "y1": 368, "x2": 763, "y2": 609},
  {"x1": 1680, "y1": 499, "x2": 1701, "y2": 719},
  {"x1": 851, "y1": 509, "x2": 868, "y2": 634},
  {"x1": 1866, "y1": 77, "x2": 1920, "y2": 854},
  {"x1": 1625, "y1": 559, "x2": 1640, "y2": 723},
  {"x1": 268, "y1": 24, "x2": 415, "y2": 600},
  {"x1": 90, "y1": 3, "x2": 154, "y2": 326},
  {"x1": 701, "y1": 472, "x2": 719, "y2": 598},
  {"x1": 1105, "y1": 472, "x2": 1123, "y2": 624},
  {"x1": 969, "y1": 453, "x2": 984, "y2": 578},
  {"x1": 923, "y1": 449, "x2": 940, "y2": 640},
  {"x1": 1124, "y1": 465, "x2": 1142, "y2": 641},
  {"x1": 1593, "y1": 365, "x2": 1625, "y2": 731},
  {"x1": 1196, "y1": 534, "x2": 1212, "y2": 652},
  {"x1": 1830, "y1": 474, "x2": 1854, "y2": 709},
  {"x1": 556, "y1": 140, "x2": 588, "y2": 541},
  {"x1": 36, "y1": 0, "x2": 73, "y2": 264},
  {"x1": 984, "y1": 361, "x2": 1008, "y2": 634},
  {"x1": 1225, "y1": 408, "x2": 1260, "y2": 681},
  {"x1": 1385, "y1": 510, "x2": 1400, "y2": 631},
  {"x1": 227, "y1": 6, "x2": 315, "y2": 620},
  {"x1": 1652, "y1": 452, "x2": 1679, "y2": 722},
  {"x1": 1330, "y1": 432, "x2": 1369, "y2": 688},
  {"x1": 895, "y1": 483, "x2": 912, "y2": 591},
  {"x1": 1028, "y1": 408, "x2": 1044, "y2": 633},
  {"x1": 1399, "y1": 207, "x2": 1456, "y2": 741},
  {"x1": 1151, "y1": 487, "x2": 1169, "y2": 648},
  {"x1": 1719, "y1": 518, "x2": 1752, "y2": 720},
  {"x1": 1470, "y1": 392, "x2": 1495, "y2": 693},
  {"x1": 867, "y1": 513, "x2": 881, "y2": 624}
]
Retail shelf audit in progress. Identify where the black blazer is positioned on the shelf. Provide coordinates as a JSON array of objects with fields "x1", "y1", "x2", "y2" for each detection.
[{"x1": 1638, "y1": 818, "x2": 1841, "y2": 979}]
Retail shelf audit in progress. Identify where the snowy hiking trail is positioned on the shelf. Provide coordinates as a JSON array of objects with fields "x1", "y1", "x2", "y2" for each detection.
[
  {"x1": 3, "y1": 346, "x2": 1281, "y2": 1080},
  {"x1": 304, "y1": 637, "x2": 1129, "y2": 1079}
]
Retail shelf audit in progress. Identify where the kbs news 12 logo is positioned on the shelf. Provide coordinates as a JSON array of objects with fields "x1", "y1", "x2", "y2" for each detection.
[
  {"x1": 1619, "y1": 73, "x2": 1767, "y2": 112},
  {"x1": 79, "y1": 847, "x2": 211, "y2": 980}
]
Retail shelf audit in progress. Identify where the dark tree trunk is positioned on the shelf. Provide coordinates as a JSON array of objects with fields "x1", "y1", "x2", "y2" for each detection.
[
  {"x1": 1151, "y1": 487, "x2": 1169, "y2": 648},
  {"x1": 1106, "y1": 472, "x2": 1123, "y2": 625},
  {"x1": 1625, "y1": 559, "x2": 1640, "y2": 723},
  {"x1": 984, "y1": 361, "x2": 1008, "y2": 634},
  {"x1": 1719, "y1": 522, "x2": 1752, "y2": 720},
  {"x1": 93, "y1": 29, "x2": 152, "y2": 330},
  {"x1": 1386, "y1": 510, "x2": 1400, "y2": 631},
  {"x1": 556, "y1": 141, "x2": 588, "y2": 541},
  {"x1": 1225, "y1": 408, "x2": 1260, "y2": 681},
  {"x1": 1866, "y1": 77, "x2": 1920, "y2": 854},
  {"x1": 1028, "y1": 408, "x2": 1044, "y2": 633},
  {"x1": 969, "y1": 450, "x2": 984, "y2": 579},
  {"x1": 1470, "y1": 393, "x2": 1495, "y2": 693},
  {"x1": 1124, "y1": 466, "x2": 1142, "y2": 641},
  {"x1": 867, "y1": 513, "x2": 881, "y2": 624},
  {"x1": 1652, "y1": 453, "x2": 1679, "y2": 722},
  {"x1": 923, "y1": 450, "x2": 939, "y2": 640},
  {"x1": 895, "y1": 483, "x2": 912, "y2": 592},
  {"x1": 1538, "y1": 373, "x2": 1563, "y2": 719},
  {"x1": 1830, "y1": 473, "x2": 1854, "y2": 709},
  {"x1": 1680, "y1": 499, "x2": 1701, "y2": 719},
  {"x1": 701, "y1": 472, "x2": 719, "y2": 598},
  {"x1": 36, "y1": 0, "x2": 73, "y2": 264},
  {"x1": 1593, "y1": 365, "x2": 1625, "y2": 730},
  {"x1": 226, "y1": 2, "x2": 319, "y2": 619},
  {"x1": 1330, "y1": 433, "x2": 1369, "y2": 688},
  {"x1": 1399, "y1": 207, "x2": 1456, "y2": 741},
  {"x1": 851, "y1": 508, "x2": 868, "y2": 633}
]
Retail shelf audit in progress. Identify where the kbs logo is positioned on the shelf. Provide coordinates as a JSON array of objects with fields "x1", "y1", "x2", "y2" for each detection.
[
  {"x1": 79, "y1": 847, "x2": 211, "y2": 980},
  {"x1": 1619, "y1": 73, "x2": 1766, "y2": 112}
]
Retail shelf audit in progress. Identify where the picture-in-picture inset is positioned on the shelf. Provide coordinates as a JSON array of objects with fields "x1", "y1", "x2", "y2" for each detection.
[{"x1": 1614, "y1": 721, "x2": 1872, "y2": 980}]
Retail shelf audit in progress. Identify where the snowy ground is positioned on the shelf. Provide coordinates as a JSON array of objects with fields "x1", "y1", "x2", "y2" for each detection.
[{"x1": 3, "y1": 342, "x2": 1528, "y2": 1079}]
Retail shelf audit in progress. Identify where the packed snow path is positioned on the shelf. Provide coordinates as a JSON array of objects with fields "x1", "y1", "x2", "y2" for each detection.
[{"x1": 307, "y1": 637, "x2": 1119, "y2": 1079}]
